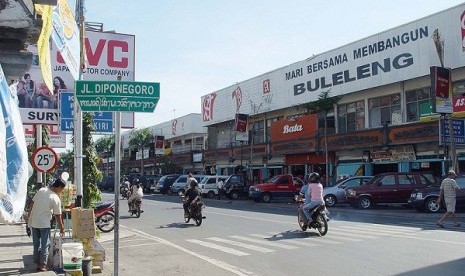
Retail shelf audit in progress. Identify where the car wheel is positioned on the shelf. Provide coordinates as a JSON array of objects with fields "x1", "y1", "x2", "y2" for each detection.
[
  {"x1": 324, "y1": 195, "x2": 337, "y2": 207},
  {"x1": 178, "y1": 189, "x2": 185, "y2": 196},
  {"x1": 207, "y1": 191, "x2": 215, "y2": 199},
  {"x1": 231, "y1": 191, "x2": 240, "y2": 200},
  {"x1": 261, "y1": 193, "x2": 271, "y2": 203},
  {"x1": 425, "y1": 197, "x2": 440, "y2": 213},
  {"x1": 358, "y1": 196, "x2": 372, "y2": 209}
]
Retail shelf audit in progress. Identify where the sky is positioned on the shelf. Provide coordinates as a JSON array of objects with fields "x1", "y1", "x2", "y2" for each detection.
[{"x1": 78, "y1": 0, "x2": 465, "y2": 129}]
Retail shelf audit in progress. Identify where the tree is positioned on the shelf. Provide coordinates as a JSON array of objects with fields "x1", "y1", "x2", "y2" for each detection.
[
  {"x1": 95, "y1": 135, "x2": 115, "y2": 177},
  {"x1": 301, "y1": 90, "x2": 342, "y2": 185},
  {"x1": 129, "y1": 128, "x2": 153, "y2": 175}
]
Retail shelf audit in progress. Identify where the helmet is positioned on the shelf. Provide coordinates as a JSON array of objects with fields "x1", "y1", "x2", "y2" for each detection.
[
  {"x1": 308, "y1": 172, "x2": 320, "y2": 183},
  {"x1": 133, "y1": 178, "x2": 140, "y2": 184}
]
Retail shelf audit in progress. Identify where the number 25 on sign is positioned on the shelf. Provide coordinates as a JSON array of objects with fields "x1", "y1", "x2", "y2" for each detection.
[{"x1": 31, "y1": 146, "x2": 58, "y2": 173}]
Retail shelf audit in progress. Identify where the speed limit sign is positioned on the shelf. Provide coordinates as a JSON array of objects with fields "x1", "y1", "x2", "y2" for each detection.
[{"x1": 31, "y1": 146, "x2": 58, "y2": 173}]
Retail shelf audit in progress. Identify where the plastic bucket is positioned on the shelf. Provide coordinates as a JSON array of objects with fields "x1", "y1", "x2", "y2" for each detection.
[{"x1": 62, "y1": 243, "x2": 84, "y2": 270}]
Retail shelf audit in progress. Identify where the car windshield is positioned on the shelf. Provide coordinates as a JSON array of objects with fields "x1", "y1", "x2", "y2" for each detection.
[
  {"x1": 268, "y1": 175, "x2": 280, "y2": 183},
  {"x1": 199, "y1": 177, "x2": 209, "y2": 184}
]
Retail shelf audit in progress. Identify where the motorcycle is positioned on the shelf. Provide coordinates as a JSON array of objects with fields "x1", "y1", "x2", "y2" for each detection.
[
  {"x1": 95, "y1": 201, "x2": 116, "y2": 233},
  {"x1": 181, "y1": 195, "x2": 205, "y2": 226},
  {"x1": 128, "y1": 196, "x2": 143, "y2": 218},
  {"x1": 120, "y1": 181, "x2": 130, "y2": 200},
  {"x1": 297, "y1": 201, "x2": 329, "y2": 236}
]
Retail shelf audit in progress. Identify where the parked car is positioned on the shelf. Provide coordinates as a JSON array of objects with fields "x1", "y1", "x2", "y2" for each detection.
[
  {"x1": 409, "y1": 174, "x2": 465, "y2": 212},
  {"x1": 97, "y1": 176, "x2": 115, "y2": 192},
  {"x1": 249, "y1": 174, "x2": 304, "y2": 203},
  {"x1": 323, "y1": 176, "x2": 373, "y2": 207},
  {"x1": 223, "y1": 174, "x2": 250, "y2": 200},
  {"x1": 171, "y1": 174, "x2": 207, "y2": 195},
  {"x1": 198, "y1": 175, "x2": 229, "y2": 198},
  {"x1": 346, "y1": 172, "x2": 435, "y2": 209},
  {"x1": 151, "y1": 174, "x2": 181, "y2": 195}
]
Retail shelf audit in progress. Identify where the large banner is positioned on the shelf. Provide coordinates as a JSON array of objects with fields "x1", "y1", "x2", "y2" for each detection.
[
  {"x1": 18, "y1": 30, "x2": 135, "y2": 128},
  {"x1": 0, "y1": 63, "x2": 29, "y2": 223}
]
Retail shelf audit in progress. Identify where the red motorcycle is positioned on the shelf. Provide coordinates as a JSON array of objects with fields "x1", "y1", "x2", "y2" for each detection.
[{"x1": 94, "y1": 201, "x2": 116, "y2": 233}]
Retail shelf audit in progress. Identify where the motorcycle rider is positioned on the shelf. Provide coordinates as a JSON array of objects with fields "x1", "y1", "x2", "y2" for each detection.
[
  {"x1": 128, "y1": 180, "x2": 143, "y2": 212},
  {"x1": 302, "y1": 172, "x2": 324, "y2": 221},
  {"x1": 183, "y1": 178, "x2": 201, "y2": 218}
]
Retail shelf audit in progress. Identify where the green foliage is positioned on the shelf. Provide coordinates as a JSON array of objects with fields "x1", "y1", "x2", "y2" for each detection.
[
  {"x1": 129, "y1": 128, "x2": 153, "y2": 175},
  {"x1": 81, "y1": 113, "x2": 102, "y2": 208},
  {"x1": 157, "y1": 155, "x2": 182, "y2": 174},
  {"x1": 301, "y1": 89, "x2": 342, "y2": 115}
]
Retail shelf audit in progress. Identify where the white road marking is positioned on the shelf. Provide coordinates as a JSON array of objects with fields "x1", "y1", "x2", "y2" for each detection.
[
  {"x1": 105, "y1": 242, "x2": 163, "y2": 249},
  {"x1": 187, "y1": 239, "x2": 250, "y2": 256},
  {"x1": 129, "y1": 229, "x2": 259, "y2": 276},
  {"x1": 207, "y1": 237, "x2": 275, "y2": 253},
  {"x1": 342, "y1": 225, "x2": 420, "y2": 235},
  {"x1": 229, "y1": 235, "x2": 298, "y2": 249},
  {"x1": 328, "y1": 229, "x2": 378, "y2": 239},
  {"x1": 251, "y1": 233, "x2": 340, "y2": 245},
  {"x1": 266, "y1": 231, "x2": 361, "y2": 242}
]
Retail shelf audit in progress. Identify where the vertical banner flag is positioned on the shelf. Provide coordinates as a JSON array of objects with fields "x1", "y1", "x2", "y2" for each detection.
[
  {"x1": 431, "y1": 66, "x2": 453, "y2": 114},
  {"x1": 34, "y1": 4, "x2": 53, "y2": 92},
  {"x1": 51, "y1": 0, "x2": 80, "y2": 80},
  {"x1": 0, "y1": 63, "x2": 29, "y2": 223},
  {"x1": 235, "y1": 113, "x2": 249, "y2": 142}
]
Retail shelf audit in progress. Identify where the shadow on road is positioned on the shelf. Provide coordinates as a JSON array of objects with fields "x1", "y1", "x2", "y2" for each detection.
[{"x1": 156, "y1": 222, "x2": 198, "y2": 229}]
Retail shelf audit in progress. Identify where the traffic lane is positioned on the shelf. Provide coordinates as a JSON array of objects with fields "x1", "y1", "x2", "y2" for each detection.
[{"x1": 139, "y1": 193, "x2": 465, "y2": 230}]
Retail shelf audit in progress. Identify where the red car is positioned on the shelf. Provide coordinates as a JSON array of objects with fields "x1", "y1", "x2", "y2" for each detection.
[
  {"x1": 346, "y1": 172, "x2": 435, "y2": 209},
  {"x1": 249, "y1": 174, "x2": 304, "y2": 203}
]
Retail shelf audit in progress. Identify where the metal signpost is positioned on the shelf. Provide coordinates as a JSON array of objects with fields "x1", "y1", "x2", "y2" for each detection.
[
  {"x1": 59, "y1": 91, "x2": 114, "y2": 133},
  {"x1": 76, "y1": 79, "x2": 159, "y2": 276}
]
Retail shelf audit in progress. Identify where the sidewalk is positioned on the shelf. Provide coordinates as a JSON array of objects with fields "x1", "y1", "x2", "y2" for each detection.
[
  {"x1": 0, "y1": 223, "x2": 112, "y2": 276},
  {"x1": 0, "y1": 223, "x2": 56, "y2": 275}
]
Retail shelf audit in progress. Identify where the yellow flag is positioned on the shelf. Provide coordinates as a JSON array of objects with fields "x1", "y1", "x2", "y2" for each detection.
[{"x1": 35, "y1": 4, "x2": 53, "y2": 93}]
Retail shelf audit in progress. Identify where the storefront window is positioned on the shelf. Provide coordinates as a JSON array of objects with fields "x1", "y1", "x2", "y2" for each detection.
[
  {"x1": 369, "y1": 93, "x2": 401, "y2": 127},
  {"x1": 266, "y1": 117, "x2": 281, "y2": 143},
  {"x1": 338, "y1": 100, "x2": 365, "y2": 133},
  {"x1": 251, "y1": 120, "x2": 265, "y2": 144},
  {"x1": 406, "y1": 87, "x2": 432, "y2": 122},
  {"x1": 318, "y1": 111, "x2": 335, "y2": 134}
]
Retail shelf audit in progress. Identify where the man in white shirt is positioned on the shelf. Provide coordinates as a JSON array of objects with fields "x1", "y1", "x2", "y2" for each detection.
[
  {"x1": 128, "y1": 182, "x2": 143, "y2": 211},
  {"x1": 26, "y1": 178, "x2": 66, "y2": 272},
  {"x1": 217, "y1": 179, "x2": 224, "y2": 200}
]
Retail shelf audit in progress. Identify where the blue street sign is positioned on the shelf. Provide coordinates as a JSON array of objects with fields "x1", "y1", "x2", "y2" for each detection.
[
  {"x1": 439, "y1": 118, "x2": 465, "y2": 145},
  {"x1": 59, "y1": 91, "x2": 113, "y2": 133}
]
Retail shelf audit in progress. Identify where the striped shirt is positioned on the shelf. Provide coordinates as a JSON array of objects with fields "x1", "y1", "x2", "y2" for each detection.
[{"x1": 440, "y1": 178, "x2": 459, "y2": 199}]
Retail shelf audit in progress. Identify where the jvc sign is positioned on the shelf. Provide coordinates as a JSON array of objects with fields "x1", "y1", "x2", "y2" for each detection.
[
  {"x1": 439, "y1": 118, "x2": 465, "y2": 145},
  {"x1": 76, "y1": 81, "x2": 160, "y2": 112}
]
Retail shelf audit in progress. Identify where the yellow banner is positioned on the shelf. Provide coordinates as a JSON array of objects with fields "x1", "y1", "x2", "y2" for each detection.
[{"x1": 35, "y1": 4, "x2": 53, "y2": 93}]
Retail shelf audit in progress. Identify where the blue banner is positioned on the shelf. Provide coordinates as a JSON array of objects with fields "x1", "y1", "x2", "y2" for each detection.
[{"x1": 0, "y1": 63, "x2": 29, "y2": 223}]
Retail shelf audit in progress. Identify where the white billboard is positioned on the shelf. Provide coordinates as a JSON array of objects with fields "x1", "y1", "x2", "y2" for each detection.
[
  {"x1": 23, "y1": 125, "x2": 66, "y2": 148},
  {"x1": 19, "y1": 30, "x2": 135, "y2": 128},
  {"x1": 201, "y1": 4, "x2": 465, "y2": 126}
]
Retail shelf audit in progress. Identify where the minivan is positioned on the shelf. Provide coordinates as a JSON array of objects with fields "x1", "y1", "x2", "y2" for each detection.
[
  {"x1": 152, "y1": 174, "x2": 181, "y2": 195},
  {"x1": 171, "y1": 174, "x2": 207, "y2": 195},
  {"x1": 198, "y1": 175, "x2": 229, "y2": 198}
]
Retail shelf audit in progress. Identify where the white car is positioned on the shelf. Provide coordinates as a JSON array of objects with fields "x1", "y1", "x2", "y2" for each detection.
[
  {"x1": 171, "y1": 174, "x2": 207, "y2": 195},
  {"x1": 323, "y1": 176, "x2": 372, "y2": 207},
  {"x1": 198, "y1": 176, "x2": 229, "y2": 198}
]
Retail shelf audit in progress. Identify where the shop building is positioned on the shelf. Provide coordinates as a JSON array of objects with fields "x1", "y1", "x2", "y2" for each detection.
[
  {"x1": 118, "y1": 113, "x2": 207, "y2": 175},
  {"x1": 201, "y1": 4, "x2": 465, "y2": 183}
]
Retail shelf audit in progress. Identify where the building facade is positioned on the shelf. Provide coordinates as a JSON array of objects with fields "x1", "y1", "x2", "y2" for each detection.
[{"x1": 201, "y1": 4, "x2": 465, "y2": 184}]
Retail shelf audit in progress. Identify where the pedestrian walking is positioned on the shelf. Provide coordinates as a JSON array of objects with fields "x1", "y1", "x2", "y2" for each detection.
[
  {"x1": 217, "y1": 179, "x2": 224, "y2": 200},
  {"x1": 26, "y1": 178, "x2": 66, "y2": 272},
  {"x1": 437, "y1": 170, "x2": 463, "y2": 228}
]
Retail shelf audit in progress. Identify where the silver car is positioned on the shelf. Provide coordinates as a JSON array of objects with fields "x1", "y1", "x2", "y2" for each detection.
[{"x1": 323, "y1": 176, "x2": 372, "y2": 207}]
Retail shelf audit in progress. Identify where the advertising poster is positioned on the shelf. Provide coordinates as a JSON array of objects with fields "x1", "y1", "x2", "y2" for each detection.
[
  {"x1": 18, "y1": 30, "x2": 135, "y2": 128},
  {"x1": 235, "y1": 113, "x2": 249, "y2": 142},
  {"x1": 431, "y1": 66, "x2": 453, "y2": 114}
]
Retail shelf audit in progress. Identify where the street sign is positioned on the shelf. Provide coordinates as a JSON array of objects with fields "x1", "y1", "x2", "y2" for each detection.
[
  {"x1": 75, "y1": 81, "x2": 160, "y2": 112},
  {"x1": 439, "y1": 118, "x2": 465, "y2": 145},
  {"x1": 31, "y1": 146, "x2": 58, "y2": 173},
  {"x1": 59, "y1": 91, "x2": 114, "y2": 133}
]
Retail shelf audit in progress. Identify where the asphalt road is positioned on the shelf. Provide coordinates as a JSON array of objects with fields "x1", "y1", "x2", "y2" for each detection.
[{"x1": 98, "y1": 193, "x2": 465, "y2": 276}]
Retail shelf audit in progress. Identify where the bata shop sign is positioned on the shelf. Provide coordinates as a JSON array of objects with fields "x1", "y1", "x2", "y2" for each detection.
[{"x1": 271, "y1": 114, "x2": 317, "y2": 142}]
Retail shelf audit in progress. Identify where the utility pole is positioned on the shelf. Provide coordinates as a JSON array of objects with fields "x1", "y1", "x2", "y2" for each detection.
[{"x1": 433, "y1": 29, "x2": 457, "y2": 173}]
